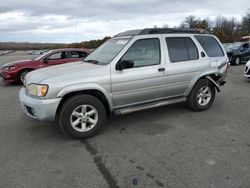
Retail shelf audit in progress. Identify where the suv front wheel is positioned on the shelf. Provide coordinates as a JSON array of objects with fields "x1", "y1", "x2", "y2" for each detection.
[
  {"x1": 187, "y1": 79, "x2": 216, "y2": 111},
  {"x1": 59, "y1": 94, "x2": 106, "y2": 139}
]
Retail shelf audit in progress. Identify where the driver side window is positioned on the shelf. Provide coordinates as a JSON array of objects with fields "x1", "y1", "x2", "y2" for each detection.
[
  {"x1": 47, "y1": 52, "x2": 65, "y2": 60},
  {"x1": 121, "y1": 38, "x2": 160, "y2": 68}
]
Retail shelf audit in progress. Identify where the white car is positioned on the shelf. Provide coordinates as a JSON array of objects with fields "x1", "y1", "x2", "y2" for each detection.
[{"x1": 244, "y1": 60, "x2": 250, "y2": 78}]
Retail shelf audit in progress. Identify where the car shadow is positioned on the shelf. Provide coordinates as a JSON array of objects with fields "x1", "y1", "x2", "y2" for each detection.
[{"x1": 22, "y1": 103, "x2": 188, "y2": 141}]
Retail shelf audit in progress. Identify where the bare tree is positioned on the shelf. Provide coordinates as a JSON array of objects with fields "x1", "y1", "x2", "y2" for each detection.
[
  {"x1": 241, "y1": 9, "x2": 250, "y2": 35},
  {"x1": 212, "y1": 16, "x2": 240, "y2": 42}
]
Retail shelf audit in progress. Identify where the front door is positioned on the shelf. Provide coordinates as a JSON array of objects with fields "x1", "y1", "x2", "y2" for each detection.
[
  {"x1": 111, "y1": 37, "x2": 167, "y2": 108},
  {"x1": 46, "y1": 51, "x2": 66, "y2": 66}
]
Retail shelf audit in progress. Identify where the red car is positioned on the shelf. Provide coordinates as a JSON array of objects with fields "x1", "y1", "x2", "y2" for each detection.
[{"x1": 0, "y1": 48, "x2": 91, "y2": 84}]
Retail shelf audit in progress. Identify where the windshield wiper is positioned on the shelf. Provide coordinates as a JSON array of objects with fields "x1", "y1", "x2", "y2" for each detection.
[{"x1": 83, "y1": 59, "x2": 99, "y2": 64}]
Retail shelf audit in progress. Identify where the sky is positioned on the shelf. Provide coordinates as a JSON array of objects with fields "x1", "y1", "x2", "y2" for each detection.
[{"x1": 0, "y1": 0, "x2": 249, "y2": 43}]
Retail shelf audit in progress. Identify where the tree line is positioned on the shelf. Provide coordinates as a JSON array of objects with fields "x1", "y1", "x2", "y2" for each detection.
[
  {"x1": 179, "y1": 9, "x2": 250, "y2": 43},
  {"x1": 0, "y1": 37, "x2": 111, "y2": 51},
  {"x1": 1, "y1": 9, "x2": 250, "y2": 50}
]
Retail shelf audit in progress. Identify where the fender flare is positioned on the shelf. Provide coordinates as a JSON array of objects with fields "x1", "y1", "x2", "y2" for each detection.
[
  {"x1": 185, "y1": 71, "x2": 221, "y2": 96},
  {"x1": 57, "y1": 83, "x2": 113, "y2": 111}
]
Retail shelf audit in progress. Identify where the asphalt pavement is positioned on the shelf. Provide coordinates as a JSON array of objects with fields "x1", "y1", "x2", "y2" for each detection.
[{"x1": 0, "y1": 51, "x2": 250, "y2": 188}]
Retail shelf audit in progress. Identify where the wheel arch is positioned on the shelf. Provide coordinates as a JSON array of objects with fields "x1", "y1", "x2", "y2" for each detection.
[
  {"x1": 17, "y1": 68, "x2": 35, "y2": 82},
  {"x1": 56, "y1": 87, "x2": 112, "y2": 119},
  {"x1": 18, "y1": 68, "x2": 35, "y2": 75},
  {"x1": 185, "y1": 71, "x2": 221, "y2": 96}
]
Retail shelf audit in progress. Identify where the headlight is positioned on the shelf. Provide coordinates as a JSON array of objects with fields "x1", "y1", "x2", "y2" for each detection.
[
  {"x1": 26, "y1": 84, "x2": 48, "y2": 97},
  {"x1": 2, "y1": 65, "x2": 16, "y2": 71}
]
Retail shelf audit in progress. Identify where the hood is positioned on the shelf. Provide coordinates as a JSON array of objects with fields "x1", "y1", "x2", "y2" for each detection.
[
  {"x1": 25, "y1": 61, "x2": 110, "y2": 85},
  {"x1": 2, "y1": 59, "x2": 33, "y2": 67}
]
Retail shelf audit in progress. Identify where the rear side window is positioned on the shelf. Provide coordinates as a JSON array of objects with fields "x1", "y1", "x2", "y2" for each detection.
[
  {"x1": 71, "y1": 51, "x2": 81, "y2": 58},
  {"x1": 68, "y1": 51, "x2": 87, "y2": 58},
  {"x1": 195, "y1": 35, "x2": 224, "y2": 57},
  {"x1": 166, "y1": 37, "x2": 198, "y2": 63}
]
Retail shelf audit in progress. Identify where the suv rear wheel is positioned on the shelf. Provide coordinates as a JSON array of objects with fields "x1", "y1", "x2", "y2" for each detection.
[
  {"x1": 59, "y1": 94, "x2": 106, "y2": 139},
  {"x1": 187, "y1": 79, "x2": 216, "y2": 111}
]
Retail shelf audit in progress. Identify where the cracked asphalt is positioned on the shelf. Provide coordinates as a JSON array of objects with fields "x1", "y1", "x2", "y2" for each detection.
[{"x1": 0, "y1": 51, "x2": 250, "y2": 188}]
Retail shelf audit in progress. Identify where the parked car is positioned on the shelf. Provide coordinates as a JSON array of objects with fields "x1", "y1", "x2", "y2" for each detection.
[
  {"x1": 0, "y1": 48, "x2": 90, "y2": 84},
  {"x1": 222, "y1": 43, "x2": 232, "y2": 49},
  {"x1": 240, "y1": 36, "x2": 250, "y2": 42},
  {"x1": 244, "y1": 60, "x2": 250, "y2": 79},
  {"x1": 0, "y1": 50, "x2": 15, "y2": 56},
  {"x1": 19, "y1": 28, "x2": 229, "y2": 139},
  {"x1": 28, "y1": 50, "x2": 49, "y2": 55},
  {"x1": 225, "y1": 42, "x2": 250, "y2": 65}
]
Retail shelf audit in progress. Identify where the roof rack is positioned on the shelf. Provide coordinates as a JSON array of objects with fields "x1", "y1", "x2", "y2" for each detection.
[
  {"x1": 116, "y1": 28, "x2": 210, "y2": 37},
  {"x1": 139, "y1": 28, "x2": 210, "y2": 35}
]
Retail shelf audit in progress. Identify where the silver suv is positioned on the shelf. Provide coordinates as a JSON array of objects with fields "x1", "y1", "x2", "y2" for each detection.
[{"x1": 19, "y1": 28, "x2": 229, "y2": 139}]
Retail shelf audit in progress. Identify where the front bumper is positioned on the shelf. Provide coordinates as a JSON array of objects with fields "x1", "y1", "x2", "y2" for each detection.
[
  {"x1": 244, "y1": 64, "x2": 250, "y2": 78},
  {"x1": 0, "y1": 69, "x2": 18, "y2": 82},
  {"x1": 19, "y1": 88, "x2": 61, "y2": 121}
]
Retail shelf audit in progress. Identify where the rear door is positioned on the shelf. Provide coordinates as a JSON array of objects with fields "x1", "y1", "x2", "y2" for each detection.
[
  {"x1": 65, "y1": 51, "x2": 88, "y2": 63},
  {"x1": 164, "y1": 35, "x2": 207, "y2": 98}
]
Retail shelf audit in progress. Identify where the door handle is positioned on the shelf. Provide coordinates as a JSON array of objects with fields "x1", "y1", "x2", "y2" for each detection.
[{"x1": 158, "y1": 68, "x2": 165, "y2": 72}]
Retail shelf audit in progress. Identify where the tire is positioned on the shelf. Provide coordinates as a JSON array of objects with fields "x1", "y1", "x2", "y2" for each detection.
[
  {"x1": 59, "y1": 94, "x2": 106, "y2": 139},
  {"x1": 234, "y1": 56, "x2": 241, "y2": 65},
  {"x1": 18, "y1": 69, "x2": 31, "y2": 84},
  {"x1": 186, "y1": 79, "x2": 216, "y2": 111}
]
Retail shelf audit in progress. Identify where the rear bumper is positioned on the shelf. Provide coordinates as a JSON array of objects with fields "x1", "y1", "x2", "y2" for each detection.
[{"x1": 19, "y1": 88, "x2": 61, "y2": 121}]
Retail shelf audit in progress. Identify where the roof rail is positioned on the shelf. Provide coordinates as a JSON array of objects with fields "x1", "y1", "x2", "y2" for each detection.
[
  {"x1": 116, "y1": 28, "x2": 210, "y2": 37},
  {"x1": 139, "y1": 28, "x2": 210, "y2": 35}
]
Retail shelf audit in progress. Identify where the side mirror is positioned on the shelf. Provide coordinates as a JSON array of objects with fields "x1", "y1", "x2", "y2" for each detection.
[{"x1": 116, "y1": 60, "x2": 134, "y2": 71}]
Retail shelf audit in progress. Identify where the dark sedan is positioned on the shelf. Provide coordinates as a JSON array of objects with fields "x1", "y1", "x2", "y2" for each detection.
[
  {"x1": 0, "y1": 48, "x2": 91, "y2": 84},
  {"x1": 225, "y1": 42, "x2": 250, "y2": 65}
]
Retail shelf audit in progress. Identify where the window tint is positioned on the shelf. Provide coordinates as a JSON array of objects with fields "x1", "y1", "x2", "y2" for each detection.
[
  {"x1": 166, "y1": 37, "x2": 198, "y2": 63},
  {"x1": 79, "y1": 52, "x2": 87, "y2": 58},
  {"x1": 195, "y1": 35, "x2": 224, "y2": 57},
  {"x1": 71, "y1": 51, "x2": 81, "y2": 58},
  {"x1": 185, "y1": 38, "x2": 199, "y2": 60},
  {"x1": 243, "y1": 43, "x2": 249, "y2": 50},
  {"x1": 121, "y1": 38, "x2": 160, "y2": 68}
]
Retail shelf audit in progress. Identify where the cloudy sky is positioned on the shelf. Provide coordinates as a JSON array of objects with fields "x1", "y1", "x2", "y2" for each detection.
[{"x1": 0, "y1": 0, "x2": 249, "y2": 43}]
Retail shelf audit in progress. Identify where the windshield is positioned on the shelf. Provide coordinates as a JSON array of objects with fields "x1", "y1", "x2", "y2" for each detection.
[
  {"x1": 32, "y1": 51, "x2": 51, "y2": 61},
  {"x1": 225, "y1": 43, "x2": 242, "y2": 51},
  {"x1": 84, "y1": 38, "x2": 131, "y2": 65}
]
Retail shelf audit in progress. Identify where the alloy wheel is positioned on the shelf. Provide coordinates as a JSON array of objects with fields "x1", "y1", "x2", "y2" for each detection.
[{"x1": 70, "y1": 105, "x2": 98, "y2": 132}]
